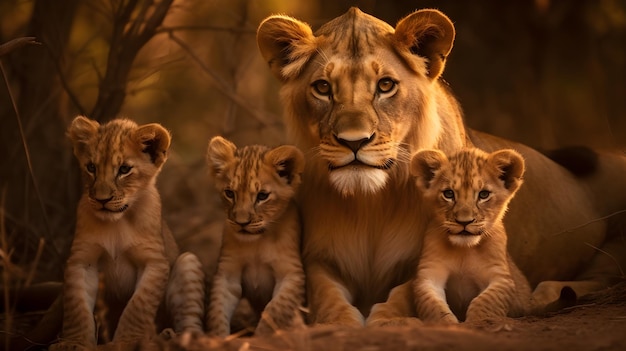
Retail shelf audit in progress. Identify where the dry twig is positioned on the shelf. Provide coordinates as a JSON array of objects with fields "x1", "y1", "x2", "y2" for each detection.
[{"x1": 0, "y1": 37, "x2": 40, "y2": 57}]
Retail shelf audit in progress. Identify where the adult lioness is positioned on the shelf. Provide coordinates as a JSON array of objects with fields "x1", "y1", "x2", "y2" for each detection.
[{"x1": 257, "y1": 8, "x2": 626, "y2": 325}]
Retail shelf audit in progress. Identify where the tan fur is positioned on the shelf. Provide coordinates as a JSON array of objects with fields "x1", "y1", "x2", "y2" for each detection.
[
  {"x1": 410, "y1": 148, "x2": 533, "y2": 323},
  {"x1": 206, "y1": 136, "x2": 305, "y2": 336},
  {"x1": 256, "y1": 8, "x2": 626, "y2": 326},
  {"x1": 51, "y1": 116, "x2": 204, "y2": 350}
]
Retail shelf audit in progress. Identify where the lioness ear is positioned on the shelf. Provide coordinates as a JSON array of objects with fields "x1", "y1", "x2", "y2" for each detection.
[
  {"x1": 488, "y1": 149, "x2": 525, "y2": 193},
  {"x1": 134, "y1": 123, "x2": 171, "y2": 168},
  {"x1": 206, "y1": 136, "x2": 237, "y2": 177},
  {"x1": 257, "y1": 14, "x2": 317, "y2": 81},
  {"x1": 67, "y1": 115, "x2": 99, "y2": 157},
  {"x1": 265, "y1": 145, "x2": 305, "y2": 187},
  {"x1": 394, "y1": 9, "x2": 455, "y2": 80},
  {"x1": 410, "y1": 149, "x2": 447, "y2": 190}
]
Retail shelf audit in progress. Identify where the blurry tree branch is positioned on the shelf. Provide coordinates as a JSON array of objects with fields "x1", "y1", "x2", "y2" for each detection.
[
  {"x1": 44, "y1": 43, "x2": 87, "y2": 116},
  {"x1": 0, "y1": 37, "x2": 40, "y2": 57},
  {"x1": 166, "y1": 31, "x2": 279, "y2": 126},
  {"x1": 157, "y1": 25, "x2": 256, "y2": 34},
  {"x1": 0, "y1": 60, "x2": 55, "y2": 259},
  {"x1": 91, "y1": 0, "x2": 175, "y2": 122}
]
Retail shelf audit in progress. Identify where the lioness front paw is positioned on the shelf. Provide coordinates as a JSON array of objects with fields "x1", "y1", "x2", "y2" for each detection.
[
  {"x1": 366, "y1": 302, "x2": 422, "y2": 327},
  {"x1": 312, "y1": 305, "x2": 364, "y2": 327},
  {"x1": 367, "y1": 316, "x2": 423, "y2": 328}
]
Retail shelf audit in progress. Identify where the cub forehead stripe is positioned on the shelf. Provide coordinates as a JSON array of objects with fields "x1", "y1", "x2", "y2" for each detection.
[
  {"x1": 233, "y1": 146, "x2": 268, "y2": 192},
  {"x1": 95, "y1": 122, "x2": 134, "y2": 171},
  {"x1": 449, "y1": 150, "x2": 488, "y2": 190}
]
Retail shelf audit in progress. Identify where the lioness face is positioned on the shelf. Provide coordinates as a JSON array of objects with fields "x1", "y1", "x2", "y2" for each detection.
[
  {"x1": 258, "y1": 8, "x2": 456, "y2": 196},
  {"x1": 303, "y1": 54, "x2": 420, "y2": 196}
]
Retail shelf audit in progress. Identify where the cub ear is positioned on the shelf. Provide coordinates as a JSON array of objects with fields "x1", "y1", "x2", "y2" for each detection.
[
  {"x1": 133, "y1": 123, "x2": 171, "y2": 168},
  {"x1": 257, "y1": 14, "x2": 317, "y2": 81},
  {"x1": 410, "y1": 149, "x2": 448, "y2": 191},
  {"x1": 394, "y1": 9, "x2": 455, "y2": 80},
  {"x1": 67, "y1": 116, "x2": 99, "y2": 156},
  {"x1": 265, "y1": 145, "x2": 305, "y2": 187},
  {"x1": 487, "y1": 149, "x2": 525, "y2": 193},
  {"x1": 206, "y1": 136, "x2": 237, "y2": 177}
]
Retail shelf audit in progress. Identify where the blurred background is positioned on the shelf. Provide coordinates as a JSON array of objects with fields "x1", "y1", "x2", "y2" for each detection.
[{"x1": 0, "y1": 0, "x2": 624, "y2": 291}]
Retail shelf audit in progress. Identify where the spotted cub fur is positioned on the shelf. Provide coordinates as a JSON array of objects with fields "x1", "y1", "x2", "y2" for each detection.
[
  {"x1": 410, "y1": 148, "x2": 533, "y2": 323},
  {"x1": 51, "y1": 116, "x2": 204, "y2": 350},
  {"x1": 206, "y1": 136, "x2": 305, "y2": 336}
]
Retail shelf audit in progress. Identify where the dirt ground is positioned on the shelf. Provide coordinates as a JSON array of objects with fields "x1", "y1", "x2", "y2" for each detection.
[
  {"x1": 3, "y1": 281, "x2": 625, "y2": 350},
  {"x1": 157, "y1": 282, "x2": 626, "y2": 351}
]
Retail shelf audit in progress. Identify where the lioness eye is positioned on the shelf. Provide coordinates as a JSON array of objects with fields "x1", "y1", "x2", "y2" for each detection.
[
  {"x1": 86, "y1": 162, "x2": 96, "y2": 174},
  {"x1": 224, "y1": 189, "x2": 235, "y2": 199},
  {"x1": 377, "y1": 78, "x2": 396, "y2": 93},
  {"x1": 478, "y1": 190, "x2": 491, "y2": 200},
  {"x1": 312, "y1": 80, "x2": 331, "y2": 96},
  {"x1": 118, "y1": 165, "x2": 132, "y2": 175},
  {"x1": 256, "y1": 191, "x2": 270, "y2": 202},
  {"x1": 442, "y1": 189, "x2": 455, "y2": 200}
]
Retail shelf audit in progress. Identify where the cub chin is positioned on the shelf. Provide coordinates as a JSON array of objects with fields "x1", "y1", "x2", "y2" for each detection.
[
  {"x1": 410, "y1": 148, "x2": 534, "y2": 323},
  {"x1": 51, "y1": 116, "x2": 204, "y2": 350},
  {"x1": 205, "y1": 136, "x2": 305, "y2": 336}
]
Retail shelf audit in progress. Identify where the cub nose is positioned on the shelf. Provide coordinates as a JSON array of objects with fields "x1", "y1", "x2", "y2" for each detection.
[
  {"x1": 96, "y1": 196, "x2": 113, "y2": 205},
  {"x1": 235, "y1": 219, "x2": 251, "y2": 227}
]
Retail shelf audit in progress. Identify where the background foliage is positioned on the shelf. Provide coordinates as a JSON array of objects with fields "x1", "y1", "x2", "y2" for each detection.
[{"x1": 0, "y1": 0, "x2": 624, "y2": 287}]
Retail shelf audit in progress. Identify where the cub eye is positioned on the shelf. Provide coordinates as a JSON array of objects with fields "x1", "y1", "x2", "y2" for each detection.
[
  {"x1": 224, "y1": 189, "x2": 235, "y2": 199},
  {"x1": 118, "y1": 165, "x2": 132, "y2": 175},
  {"x1": 256, "y1": 191, "x2": 270, "y2": 202},
  {"x1": 86, "y1": 162, "x2": 96, "y2": 174},
  {"x1": 478, "y1": 190, "x2": 491, "y2": 200},
  {"x1": 442, "y1": 189, "x2": 455, "y2": 200},
  {"x1": 312, "y1": 80, "x2": 331, "y2": 96},
  {"x1": 377, "y1": 78, "x2": 396, "y2": 93}
]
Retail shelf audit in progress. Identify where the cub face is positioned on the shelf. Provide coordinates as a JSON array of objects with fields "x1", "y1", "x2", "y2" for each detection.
[
  {"x1": 206, "y1": 136, "x2": 304, "y2": 242},
  {"x1": 67, "y1": 116, "x2": 171, "y2": 222},
  {"x1": 410, "y1": 148, "x2": 525, "y2": 247}
]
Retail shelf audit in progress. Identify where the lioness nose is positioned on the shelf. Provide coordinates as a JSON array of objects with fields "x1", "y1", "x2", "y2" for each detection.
[
  {"x1": 456, "y1": 219, "x2": 475, "y2": 227},
  {"x1": 336, "y1": 133, "x2": 374, "y2": 153}
]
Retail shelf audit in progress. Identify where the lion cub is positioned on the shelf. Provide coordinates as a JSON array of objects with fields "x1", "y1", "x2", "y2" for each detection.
[
  {"x1": 52, "y1": 116, "x2": 204, "y2": 350},
  {"x1": 206, "y1": 136, "x2": 306, "y2": 336},
  {"x1": 410, "y1": 148, "x2": 533, "y2": 324}
]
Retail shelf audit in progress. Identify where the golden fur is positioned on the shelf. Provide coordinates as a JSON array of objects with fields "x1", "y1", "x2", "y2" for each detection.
[
  {"x1": 256, "y1": 8, "x2": 626, "y2": 326},
  {"x1": 51, "y1": 116, "x2": 204, "y2": 350},
  {"x1": 410, "y1": 148, "x2": 533, "y2": 323},
  {"x1": 205, "y1": 136, "x2": 305, "y2": 336}
]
